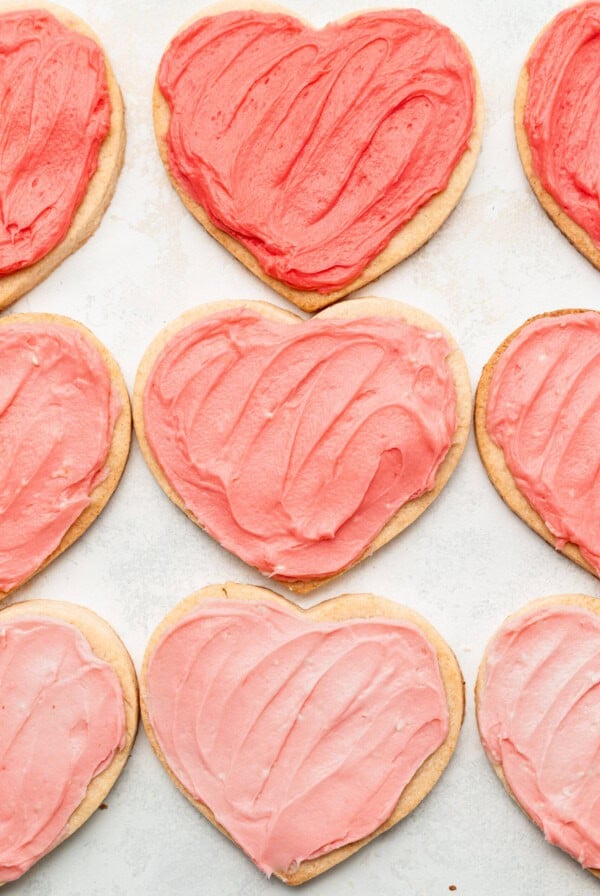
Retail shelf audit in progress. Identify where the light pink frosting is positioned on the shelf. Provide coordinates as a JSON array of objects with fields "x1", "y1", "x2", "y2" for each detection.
[
  {"x1": 0, "y1": 322, "x2": 121, "y2": 592},
  {"x1": 143, "y1": 308, "x2": 456, "y2": 580},
  {"x1": 486, "y1": 312, "x2": 600, "y2": 574},
  {"x1": 0, "y1": 616, "x2": 126, "y2": 883},
  {"x1": 145, "y1": 599, "x2": 449, "y2": 875},
  {"x1": 478, "y1": 604, "x2": 600, "y2": 869}
]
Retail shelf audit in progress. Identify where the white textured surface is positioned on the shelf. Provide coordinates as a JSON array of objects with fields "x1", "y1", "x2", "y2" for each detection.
[{"x1": 5, "y1": 0, "x2": 600, "y2": 893}]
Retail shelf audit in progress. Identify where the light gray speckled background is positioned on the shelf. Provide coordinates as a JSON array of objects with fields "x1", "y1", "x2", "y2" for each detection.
[{"x1": 5, "y1": 0, "x2": 600, "y2": 893}]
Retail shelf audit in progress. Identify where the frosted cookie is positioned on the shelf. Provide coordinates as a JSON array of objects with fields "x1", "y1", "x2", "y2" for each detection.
[
  {"x1": 515, "y1": 2, "x2": 600, "y2": 270},
  {"x1": 0, "y1": 314, "x2": 131, "y2": 600},
  {"x1": 154, "y1": 3, "x2": 483, "y2": 312},
  {"x1": 141, "y1": 582, "x2": 464, "y2": 884},
  {"x1": 134, "y1": 297, "x2": 471, "y2": 592},
  {"x1": 0, "y1": 599, "x2": 138, "y2": 884},
  {"x1": 0, "y1": 3, "x2": 125, "y2": 311},
  {"x1": 476, "y1": 594, "x2": 600, "y2": 876},
  {"x1": 475, "y1": 309, "x2": 600, "y2": 579}
]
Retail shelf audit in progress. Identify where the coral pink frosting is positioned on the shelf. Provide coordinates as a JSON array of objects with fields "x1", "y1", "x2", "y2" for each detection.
[
  {"x1": 0, "y1": 9, "x2": 111, "y2": 275},
  {"x1": 478, "y1": 604, "x2": 600, "y2": 869},
  {"x1": 143, "y1": 308, "x2": 457, "y2": 580},
  {"x1": 0, "y1": 322, "x2": 121, "y2": 593},
  {"x1": 145, "y1": 598, "x2": 449, "y2": 875},
  {"x1": 524, "y1": 2, "x2": 600, "y2": 246},
  {"x1": 158, "y1": 9, "x2": 475, "y2": 292},
  {"x1": 486, "y1": 312, "x2": 600, "y2": 575},
  {"x1": 0, "y1": 616, "x2": 126, "y2": 883}
]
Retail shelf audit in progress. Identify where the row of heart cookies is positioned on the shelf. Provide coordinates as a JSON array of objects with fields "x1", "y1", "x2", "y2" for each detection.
[
  {"x1": 3, "y1": 301, "x2": 600, "y2": 599},
  {"x1": 3, "y1": 587, "x2": 600, "y2": 885},
  {"x1": 1, "y1": 1, "x2": 599, "y2": 315}
]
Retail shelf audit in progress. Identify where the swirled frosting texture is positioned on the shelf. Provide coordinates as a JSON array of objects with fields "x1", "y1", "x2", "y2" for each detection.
[
  {"x1": 158, "y1": 10, "x2": 475, "y2": 292},
  {"x1": 0, "y1": 10, "x2": 110, "y2": 275},
  {"x1": 0, "y1": 616, "x2": 126, "y2": 883},
  {"x1": 146, "y1": 598, "x2": 449, "y2": 875},
  {"x1": 143, "y1": 309, "x2": 456, "y2": 580},
  {"x1": 524, "y1": 2, "x2": 600, "y2": 246},
  {"x1": 0, "y1": 322, "x2": 121, "y2": 592},
  {"x1": 486, "y1": 312, "x2": 600, "y2": 575},
  {"x1": 478, "y1": 605, "x2": 600, "y2": 869}
]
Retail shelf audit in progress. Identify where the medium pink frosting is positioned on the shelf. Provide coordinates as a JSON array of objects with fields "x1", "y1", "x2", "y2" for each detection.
[
  {"x1": 0, "y1": 616, "x2": 126, "y2": 883},
  {"x1": 0, "y1": 9, "x2": 111, "y2": 275},
  {"x1": 143, "y1": 308, "x2": 457, "y2": 580},
  {"x1": 478, "y1": 604, "x2": 600, "y2": 868},
  {"x1": 158, "y1": 9, "x2": 475, "y2": 292},
  {"x1": 486, "y1": 312, "x2": 600, "y2": 575},
  {"x1": 0, "y1": 322, "x2": 121, "y2": 592},
  {"x1": 145, "y1": 598, "x2": 449, "y2": 875},
  {"x1": 524, "y1": 2, "x2": 600, "y2": 247}
]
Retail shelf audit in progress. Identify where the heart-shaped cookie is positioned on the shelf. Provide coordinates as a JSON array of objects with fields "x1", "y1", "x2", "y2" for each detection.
[
  {"x1": 133, "y1": 297, "x2": 471, "y2": 592},
  {"x1": 0, "y1": 3, "x2": 125, "y2": 311},
  {"x1": 515, "y1": 2, "x2": 600, "y2": 270},
  {"x1": 141, "y1": 582, "x2": 464, "y2": 884},
  {"x1": 475, "y1": 309, "x2": 600, "y2": 579},
  {"x1": 0, "y1": 599, "x2": 138, "y2": 884},
  {"x1": 476, "y1": 594, "x2": 600, "y2": 876},
  {"x1": 0, "y1": 314, "x2": 131, "y2": 600},
  {"x1": 154, "y1": 3, "x2": 483, "y2": 311}
]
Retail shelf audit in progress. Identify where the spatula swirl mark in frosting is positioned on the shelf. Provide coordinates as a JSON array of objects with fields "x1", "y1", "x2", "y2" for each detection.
[
  {"x1": 143, "y1": 309, "x2": 457, "y2": 580},
  {"x1": 145, "y1": 599, "x2": 449, "y2": 875}
]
